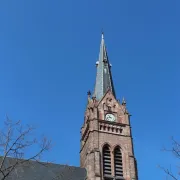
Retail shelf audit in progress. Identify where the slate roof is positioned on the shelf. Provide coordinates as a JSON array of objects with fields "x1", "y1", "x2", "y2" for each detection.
[
  {"x1": 94, "y1": 33, "x2": 116, "y2": 100},
  {"x1": 0, "y1": 157, "x2": 86, "y2": 180}
]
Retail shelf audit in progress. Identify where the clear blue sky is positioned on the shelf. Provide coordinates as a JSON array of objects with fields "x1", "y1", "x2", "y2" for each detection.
[{"x1": 0, "y1": 0, "x2": 179, "y2": 179}]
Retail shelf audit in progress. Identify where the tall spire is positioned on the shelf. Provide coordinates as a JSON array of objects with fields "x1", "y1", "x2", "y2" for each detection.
[{"x1": 94, "y1": 33, "x2": 116, "y2": 100}]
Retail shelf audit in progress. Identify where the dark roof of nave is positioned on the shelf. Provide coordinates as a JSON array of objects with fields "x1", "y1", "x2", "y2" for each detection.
[{"x1": 0, "y1": 157, "x2": 86, "y2": 180}]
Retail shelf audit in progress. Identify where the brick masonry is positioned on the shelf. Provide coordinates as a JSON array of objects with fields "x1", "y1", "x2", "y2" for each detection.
[{"x1": 80, "y1": 90, "x2": 138, "y2": 180}]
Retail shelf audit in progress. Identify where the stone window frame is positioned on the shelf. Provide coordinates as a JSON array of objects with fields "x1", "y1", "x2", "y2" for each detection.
[
  {"x1": 102, "y1": 144, "x2": 125, "y2": 180},
  {"x1": 113, "y1": 145, "x2": 124, "y2": 178}
]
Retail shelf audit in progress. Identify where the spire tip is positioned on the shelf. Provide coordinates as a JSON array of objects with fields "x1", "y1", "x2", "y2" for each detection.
[
  {"x1": 101, "y1": 32, "x2": 104, "y2": 39},
  {"x1": 101, "y1": 29, "x2": 104, "y2": 39}
]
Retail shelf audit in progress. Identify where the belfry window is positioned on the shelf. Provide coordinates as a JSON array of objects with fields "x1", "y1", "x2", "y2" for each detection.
[
  {"x1": 114, "y1": 146, "x2": 123, "y2": 178},
  {"x1": 103, "y1": 145, "x2": 112, "y2": 177}
]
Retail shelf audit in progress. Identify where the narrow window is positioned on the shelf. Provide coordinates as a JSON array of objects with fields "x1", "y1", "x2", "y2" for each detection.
[
  {"x1": 103, "y1": 145, "x2": 111, "y2": 176},
  {"x1": 114, "y1": 146, "x2": 123, "y2": 178}
]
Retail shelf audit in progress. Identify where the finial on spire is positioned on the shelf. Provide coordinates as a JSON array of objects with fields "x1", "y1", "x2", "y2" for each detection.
[
  {"x1": 87, "y1": 90, "x2": 91, "y2": 97},
  {"x1": 122, "y1": 97, "x2": 126, "y2": 106},
  {"x1": 87, "y1": 90, "x2": 92, "y2": 103},
  {"x1": 101, "y1": 33, "x2": 104, "y2": 39},
  {"x1": 101, "y1": 29, "x2": 104, "y2": 39}
]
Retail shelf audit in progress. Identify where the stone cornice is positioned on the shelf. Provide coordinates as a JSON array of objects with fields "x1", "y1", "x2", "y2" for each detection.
[{"x1": 87, "y1": 118, "x2": 130, "y2": 127}]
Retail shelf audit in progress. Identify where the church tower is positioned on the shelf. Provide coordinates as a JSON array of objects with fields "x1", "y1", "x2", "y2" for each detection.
[{"x1": 80, "y1": 34, "x2": 138, "y2": 180}]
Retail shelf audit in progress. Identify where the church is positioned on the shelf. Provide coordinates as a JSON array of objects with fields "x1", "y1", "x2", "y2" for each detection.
[
  {"x1": 1, "y1": 34, "x2": 138, "y2": 180},
  {"x1": 80, "y1": 33, "x2": 138, "y2": 180}
]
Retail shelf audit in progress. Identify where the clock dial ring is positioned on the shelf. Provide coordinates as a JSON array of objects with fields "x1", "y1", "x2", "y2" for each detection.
[{"x1": 105, "y1": 113, "x2": 116, "y2": 122}]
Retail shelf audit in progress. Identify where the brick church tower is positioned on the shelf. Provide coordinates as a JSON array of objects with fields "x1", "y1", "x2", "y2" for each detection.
[{"x1": 80, "y1": 34, "x2": 138, "y2": 180}]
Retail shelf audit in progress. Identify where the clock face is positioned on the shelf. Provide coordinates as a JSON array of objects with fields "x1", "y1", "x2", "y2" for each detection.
[{"x1": 105, "y1": 114, "x2": 116, "y2": 122}]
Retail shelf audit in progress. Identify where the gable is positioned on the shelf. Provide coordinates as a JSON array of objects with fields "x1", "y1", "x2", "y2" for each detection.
[{"x1": 97, "y1": 90, "x2": 127, "y2": 124}]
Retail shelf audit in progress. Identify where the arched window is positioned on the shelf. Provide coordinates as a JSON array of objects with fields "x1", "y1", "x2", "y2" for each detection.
[
  {"x1": 114, "y1": 146, "x2": 123, "y2": 177},
  {"x1": 103, "y1": 145, "x2": 112, "y2": 177}
]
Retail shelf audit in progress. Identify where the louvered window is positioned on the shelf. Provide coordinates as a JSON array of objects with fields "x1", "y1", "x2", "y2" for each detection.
[
  {"x1": 114, "y1": 147, "x2": 123, "y2": 177},
  {"x1": 103, "y1": 145, "x2": 112, "y2": 176}
]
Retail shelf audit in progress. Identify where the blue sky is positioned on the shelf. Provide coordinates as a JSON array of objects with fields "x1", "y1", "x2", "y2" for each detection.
[{"x1": 0, "y1": 0, "x2": 179, "y2": 179}]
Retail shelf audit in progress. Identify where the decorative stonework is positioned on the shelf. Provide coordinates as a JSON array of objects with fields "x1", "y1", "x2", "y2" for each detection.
[
  {"x1": 80, "y1": 91, "x2": 138, "y2": 180},
  {"x1": 99, "y1": 121, "x2": 123, "y2": 134}
]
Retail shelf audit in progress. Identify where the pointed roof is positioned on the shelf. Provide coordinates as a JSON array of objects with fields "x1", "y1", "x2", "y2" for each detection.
[{"x1": 93, "y1": 33, "x2": 116, "y2": 100}]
